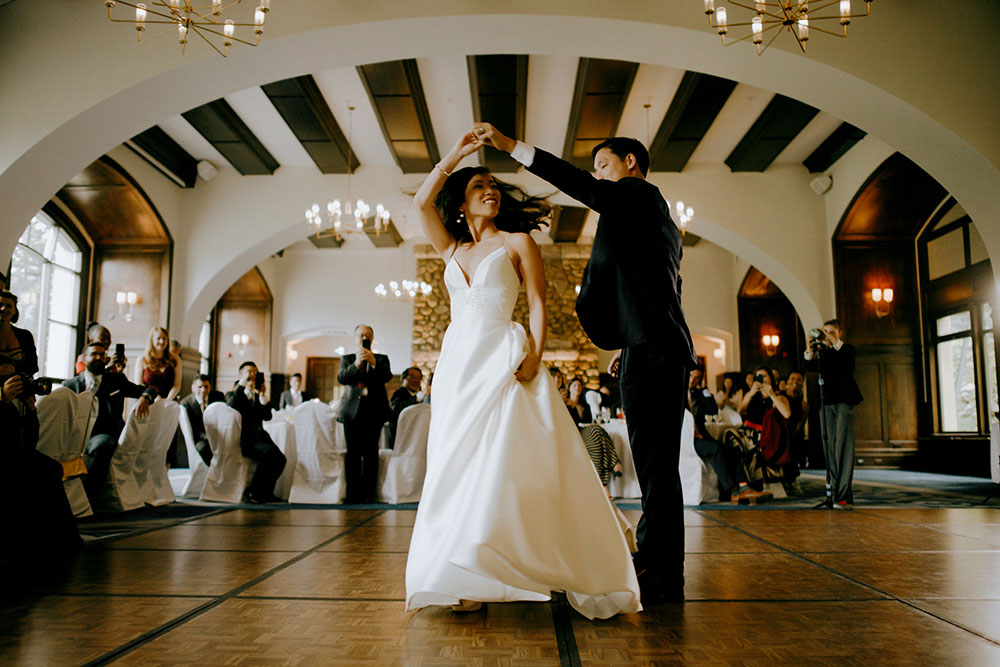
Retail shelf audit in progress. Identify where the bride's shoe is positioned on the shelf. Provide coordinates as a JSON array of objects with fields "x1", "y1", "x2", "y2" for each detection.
[{"x1": 451, "y1": 599, "x2": 483, "y2": 613}]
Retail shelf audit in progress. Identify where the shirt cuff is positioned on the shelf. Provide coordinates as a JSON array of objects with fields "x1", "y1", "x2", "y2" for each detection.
[{"x1": 511, "y1": 142, "x2": 535, "y2": 167}]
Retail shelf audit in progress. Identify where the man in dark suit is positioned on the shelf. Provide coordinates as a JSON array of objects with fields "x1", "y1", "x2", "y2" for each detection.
[
  {"x1": 337, "y1": 324, "x2": 392, "y2": 503},
  {"x1": 179, "y1": 374, "x2": 223, "y2": 465},
  {"x1": 388, "y1": 366, "x2": 423, "y2": 449},
  {"x1": 63, "y1": 343, "x2": 156, "y2": 499},
  {"x1": 478, "y1": 124, "x2": 697, "y2": 604},
  {"x1": 804, "y1": 319, "x2": 863, "y2": 508},
  {"x1": 225, "y1": 361, "x2": 286, "y2": 504},
  {"x1": 279, "y1": 372, "x2": 308, "y2": 410}
]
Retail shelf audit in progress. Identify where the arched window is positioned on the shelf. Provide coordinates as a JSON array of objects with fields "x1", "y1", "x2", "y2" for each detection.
[{"x1": 9, "y1": 212, "x2": 84, "y2": 377}]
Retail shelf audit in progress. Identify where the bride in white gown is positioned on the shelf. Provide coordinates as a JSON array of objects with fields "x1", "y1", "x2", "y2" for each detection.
[{"x1": 405, "y1": 130, "x2": 640, "y2": 620}]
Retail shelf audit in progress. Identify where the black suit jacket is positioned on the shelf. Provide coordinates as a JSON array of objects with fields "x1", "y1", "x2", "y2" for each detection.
[
  {"x1": 688, "y1": 386, "x2": 719, "y2": 440},
  {"x1": 63, "y1": 372, "x2": 153, "y2": 441},
  {"x1": 388, "y1": 387, "x2": 420, "y2": 445},
  {"x1": 337, "y1": 353, "x2": 391, "y2": 424},
  {"x1": 180, "y1": 392, "x2": 223, "y2": 441},
  {"x1": 225, "y1": 386, "x2": 273, "y2": 448},
  {"x1": 808, "y1": 343, "x2": 863, "y2": 406},
  {"x1": 279, "y1": 389, "x2": 309, "y2": 410},
  {"x1": 526, "y1": 148, "x2": 697, "y2": 365}
]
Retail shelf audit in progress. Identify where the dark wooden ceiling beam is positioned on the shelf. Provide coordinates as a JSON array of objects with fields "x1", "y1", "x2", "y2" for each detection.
[
  {"x1": 182, "y1": 99, "x2": 279, "y2": 175},
  {"x1": 261, "y1": 75, "x2": 358, "y2": 174},
  {"x1": 562, "y1": 58, "x2": 639, "y2": 169},
  {"x1": 649, "y1": 72, "x2": 737, "y2": 173},
  {"x1": 548, "y1": 205, "x2": 589, "y2": 244},
  {"x1": 803, "y1": 122, "x2": 867, "y2": 173},
  {"x1": 468, "y1": 55, "x2": 528, "y2": 173},
  {"x1": 357, "y1": 60, "x2": 440, "y2": 174},
  {"x1": 126, "y1": 126, "x2": 199, "y2": 188},
  {"x1": 725, "y1": 94, "x2": 819, "y2": 172},
  {"x1": 366, "y1": 219, "x2": 404, "y2": 248}
]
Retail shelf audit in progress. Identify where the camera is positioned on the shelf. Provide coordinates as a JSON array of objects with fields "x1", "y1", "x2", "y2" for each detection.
[
  {"x1": 17, "y1": 374, "x2": 53, "y2": 397},
  {"x1": 754, "y1": 372, "x2": 768, "y2": 384},
  {"x1": 808, "y1": 327, "x2": 827, "y2": 352}
]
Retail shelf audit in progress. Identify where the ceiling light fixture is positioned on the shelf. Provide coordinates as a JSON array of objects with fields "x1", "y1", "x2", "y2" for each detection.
[
  {"x1": 701, "y1": 1, "x2": 873, "y2": 56},
  {"x1": 105, "y1": 0, "x2": 271, "y2": 57}
]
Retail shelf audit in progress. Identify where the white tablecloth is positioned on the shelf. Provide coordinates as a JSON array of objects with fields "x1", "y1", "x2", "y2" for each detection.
[{"x1": 602, "y1": 420, "x2": 642, "y2": 499}]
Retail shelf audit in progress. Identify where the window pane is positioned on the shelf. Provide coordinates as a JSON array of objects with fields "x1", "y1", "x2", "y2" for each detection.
[
  {"x1": 986, "y1": 331, "x2": 998, "y2": 426},
  {"x1": 52, "y1": 230, "x2": 82, "y2": 272},
  {"x1": 937, "y1": 336, "x2": 978, "y2": 432},
  {"x1": 20, "y1": 215, "x2": 55, "y2": 255},
  {"x1": 984, "y1": 302, "x2": 993, "y2": 331},
  {"x1": 44, "y1": 321, "x2": 76, "y2": 379},
  {"x1": 926, "y1": 228, "x2": 966, "y2": 280},
  {"x1": 937, "y1": 311, "x2": 971, "y2": 336},
  {"x1": 8, "y1": 245, "x2": 44, "y2": 338},
  {"x1": 48, "y1": 266, "x2": 80, "y2": 325}
]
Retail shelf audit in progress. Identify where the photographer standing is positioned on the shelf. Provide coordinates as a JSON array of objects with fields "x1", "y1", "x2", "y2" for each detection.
[{"x1": 804, "y1": 319, "x2": 863, "y2": 508}]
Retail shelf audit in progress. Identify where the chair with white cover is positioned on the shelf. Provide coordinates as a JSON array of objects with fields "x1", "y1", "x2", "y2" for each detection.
[
  {"x1": 177, "y1": 407, "x2": 210, "y2": 499},
  {"x1": 36, "y1": 387, "x2": 97, "y2": 517},
  {"x1": 288, "y1": 400, "x2": 345, "y2": 503},
  {"x1": 199, "y1": 402, "x2": 249, "y2": 503},
  {"x1": 378, "y1": 402, "x2": 431, "y2": 504},
  {"x1": 133, "y1": 400, "x2": 180, "y2": 506},
  {"x1": 679, "y1": 409, "x2": 719, "y2": 504},
  {"x1": 93, "y1": 399, "x2": 171, "y2": 512},
  {"x1": 585, "y1": 390, "x2": 603, "y2": 421}
]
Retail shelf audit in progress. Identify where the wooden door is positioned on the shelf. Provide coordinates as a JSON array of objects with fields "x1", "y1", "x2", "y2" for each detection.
[{"x1": 306, "y1": 356, "x2": 340, "y2": 403}]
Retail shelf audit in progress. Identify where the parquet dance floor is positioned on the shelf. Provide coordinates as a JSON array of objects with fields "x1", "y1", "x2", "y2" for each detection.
[{"x1": 3, "y1": 505, "x2": 1000, "y2": 665}]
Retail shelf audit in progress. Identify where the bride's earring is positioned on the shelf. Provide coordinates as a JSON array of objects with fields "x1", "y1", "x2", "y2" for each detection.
[{"x1": 457, "y1": 211, "x2": 466, "y2": 224}]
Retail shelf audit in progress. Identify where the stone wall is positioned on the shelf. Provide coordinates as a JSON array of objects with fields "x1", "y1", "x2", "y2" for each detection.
[{"x1": 411, "y1": 244, "x2": 602, "y2": 385}]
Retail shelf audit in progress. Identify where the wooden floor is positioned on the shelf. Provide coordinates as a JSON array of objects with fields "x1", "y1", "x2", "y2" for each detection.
[{"x1": 3, "y1": 506, "x2": 1000, "y2": 665}]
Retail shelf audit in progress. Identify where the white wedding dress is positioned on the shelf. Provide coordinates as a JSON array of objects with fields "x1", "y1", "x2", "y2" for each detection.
[{"x1": 405, "y1": 245, "x2": 641, "y2": 620}]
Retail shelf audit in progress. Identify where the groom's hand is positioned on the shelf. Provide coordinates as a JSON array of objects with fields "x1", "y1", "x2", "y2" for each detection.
[
  {"x1": 607, "y1": 350, "x2": 622, "y2": 379},
  {"x1": 472, "y1": 123, "x2": 516, "y2": 154}
]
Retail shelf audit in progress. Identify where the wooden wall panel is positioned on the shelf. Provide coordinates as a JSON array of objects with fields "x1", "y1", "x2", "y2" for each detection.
[
  {"x1": 93, "y1": 249, "x2": 170, "y2": 348},
  {"x1": 853, "y1": 360, "x2": 884, "y2": 443},
  {"x1": 834, "y1": 242, "x2": 917, "y2": 346},
  {"x1": 215, "y1": 305, "x2": 270, "y2": 392},
  {"x1": 885, "y1": 357, "x2": 919, "y2": 443},
  {"x1": 736, "y1": 296, "x2": 805, "y2": 376}
]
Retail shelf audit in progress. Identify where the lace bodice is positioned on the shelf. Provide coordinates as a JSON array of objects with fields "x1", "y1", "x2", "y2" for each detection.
[{"x1": 445, "y1": 246, "x2": 520, "y2": 323}]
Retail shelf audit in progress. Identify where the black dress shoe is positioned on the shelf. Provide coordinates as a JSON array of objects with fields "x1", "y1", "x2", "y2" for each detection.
[{"x1": 637, "y1": 570, "x2": 684, "y2": 605}]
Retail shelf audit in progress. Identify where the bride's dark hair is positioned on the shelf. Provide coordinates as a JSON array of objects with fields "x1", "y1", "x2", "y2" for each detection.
[{"x1": 435, "y1": 167, "x2": 550, "y2": 244}]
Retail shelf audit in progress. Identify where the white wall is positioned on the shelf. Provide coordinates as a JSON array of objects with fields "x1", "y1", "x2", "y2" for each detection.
[
  {"x1": 681, "y1": 239, "x2": 740, "y2": 383},
  {"x1": 258, "y1": 244, "x2": 417, "y2": 377}
]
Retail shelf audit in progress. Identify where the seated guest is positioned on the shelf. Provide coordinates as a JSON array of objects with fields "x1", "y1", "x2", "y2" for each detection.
[
  {"x1": 566, "y1": 376, "x2": 593, "y2": 424},
  {"x1": 75, "y1": 322, "x2": 127, "y2": 375},
  {"x1": 715, "y1": 373, "x2": 744, "y2": 412},
  {"x1": 422, "y1": 371, "x2": 433, "y2": 405},
  {"x1": 0, "y1": 355, "x2": 81, "y2": 555},
  {"x1": 388, "y1": 366, "x2": 423, "y2": 449},
  {"x1": 579, "y1": 424, "x2": 622, "y2": 495},
  {"x1": 597, "y1": 373, "x2": 622, "y2": 417},
  {"x1": 226, "y1": 361, "x2": 286, "y2": 504},
  {"x1": 180, "y1": 374, "x2": 223, "y2": 465},
  {"x1": 549, "y1": 366, "x2": 568, "y2": 404},
  {"x1": 63, "y1": 343, "x2": 154, "y2": 499},
  {"x1": 738, "y1": 366, "x2": 793, "y2": 484},
  {"x1": 0, "y1": 290, "x2": 38, "y2": 376},
  {"x1": 781, "y1": 370, "x2": 808, "y2": 491},
  {"x1": 687, "y1": 366, "x2": 759, "y2": 502},
  {"x1": 134, "y1": 326, "x2": 181, "y2": 401},
  {"x1": 279, "y1": 373, "x2": 308, "y2": 410}
]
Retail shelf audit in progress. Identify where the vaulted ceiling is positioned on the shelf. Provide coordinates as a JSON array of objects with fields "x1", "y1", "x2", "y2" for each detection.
[{"x1": 129, "y1": 55, "x2": 863, "y2": 249}]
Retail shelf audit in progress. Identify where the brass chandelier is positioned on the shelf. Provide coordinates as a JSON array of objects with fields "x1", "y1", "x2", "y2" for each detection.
[
  {"x1": 305, "y1": 106, "x2": 392, "y2": 242},
  {"x1": 105, "y1": 0, "x2": 271, "y2": 57},
  {"x1": 702, "y1": 1, "x2": 873, "y2": 55}
]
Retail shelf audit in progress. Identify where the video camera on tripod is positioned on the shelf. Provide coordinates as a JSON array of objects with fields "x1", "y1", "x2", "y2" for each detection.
[{"x1": 808, "y1": 328, "x2": 828, "y2": 354}]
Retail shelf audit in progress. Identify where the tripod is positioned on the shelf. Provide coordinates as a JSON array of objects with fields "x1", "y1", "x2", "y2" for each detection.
[{"x1": 810, "y1": 343, "x2": 834, "y2": 509}]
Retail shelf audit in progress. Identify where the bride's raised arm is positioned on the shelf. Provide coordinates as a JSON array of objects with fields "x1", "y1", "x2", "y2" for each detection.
[{"x1": 413, "y1": 131, "x2": 482, "y2": 260}]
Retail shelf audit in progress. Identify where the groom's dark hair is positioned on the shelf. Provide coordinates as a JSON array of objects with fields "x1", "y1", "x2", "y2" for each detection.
[{"x1": 593, "y1": 138, "x2": 650, "y2": 176}]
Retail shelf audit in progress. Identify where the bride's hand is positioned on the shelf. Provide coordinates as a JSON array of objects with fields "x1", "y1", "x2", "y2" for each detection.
[
  {"x1": 472, "y1": 123, "x2": 516, "y2": 154},
  {"x1": 449, "y1": 131, "x2": 483, "y2": 161},
  {"x1": 515, "y1": 351, "x2": 541, "y2": 383}
]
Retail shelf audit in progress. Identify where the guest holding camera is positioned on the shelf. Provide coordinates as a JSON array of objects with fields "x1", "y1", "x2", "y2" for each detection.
[
  {"x1": 75, "y1": 322, "x2": 127, "y2": 375},
  {"x1": 0, "y1": 354, "x2": 81, "y2": 554},
  {"x1": 337, "y1": 324, "x2": 392, "y2": 503},
  {"x1": 804, "y1": 319, "x2": 863, "y2": 508},
  {"x1": 0, "y1": 291, "x2": 38, "y2": 377},
  {"x1": 226, "y1": 361, "x2": 286, "y2": 504}
]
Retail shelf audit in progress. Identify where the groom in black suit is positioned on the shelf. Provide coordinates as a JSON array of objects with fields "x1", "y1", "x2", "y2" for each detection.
[
  {"x1": 477, "y1": 124, "x2": 697, "y2": 603},
  {"x1": 337, "y1": 324, "x2": 392, "y2": 503}
]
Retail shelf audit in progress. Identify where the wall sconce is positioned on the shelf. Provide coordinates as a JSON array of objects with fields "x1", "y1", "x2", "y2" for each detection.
[
  {"x1": 871, "y1": 287, "x2": 894, "y2": 318},
  {"x1": 287, "y1": 348, "x2": 299, "y2": 361},
  {"x1": 232, "y1": 333, "x2": 250, "y2": 356},
  {"x1": 115, "y1": 290, "x2": 140, "y2": 322},
  {"x1": 762, "y1": 334, "x2": 780, "y2": 357}
]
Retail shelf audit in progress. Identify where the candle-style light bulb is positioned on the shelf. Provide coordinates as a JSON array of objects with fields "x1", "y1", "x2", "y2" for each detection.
[
  {"x1": 177, "y1": 23, "x2": 188, "y2": 44},
  {"x1": 752, "y1": 16, "x2": 764, "y2": 44},
  {"x1": 254, "y1": 8, "x2": 266, "y2": 34},
  {"x1": 883, "y1": 288, "x2": 894, "y2": 303},
  {"x1": 871, "y1": 288, "x2": 882, "y2": 303},
  {"x1": 135, "y1": 3, "x2": 146, "y2": 32},
  {"x1": 704, "y1": 0, "x2": 715, "y2": 14},
  {"x1": 716, "y1": 6, "x2": 728, "y2": 35},
  {"x1": 212, "y1": 0, "x2": 222, "y2": 14},
  {"x1": 127, "y1": 291, "x2": 138, "y2": 305},
  {"x1": 223, "y1": 19, "x2": 235, "y2": 46},
  {"x1": 798, "y1": 14, "x2": 809, "y2": 41}
]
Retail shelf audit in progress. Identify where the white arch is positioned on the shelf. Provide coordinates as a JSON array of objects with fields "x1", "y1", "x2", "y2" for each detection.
[{"x1": 2, "y1": 5, "x2": 998, "y2": 341}]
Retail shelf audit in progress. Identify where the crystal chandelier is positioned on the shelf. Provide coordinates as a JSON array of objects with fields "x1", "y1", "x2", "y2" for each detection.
[
  {"x1": 702, "y1": 1, "x2": 873, "y2": 55},
  {"x1": 306, "y1": 105, "x2": 391, "y2": 242},
  {"x1": 105, "y1": 0, "x2": 271, "y2": 57},
  {"x1": 374, "y1": 280, "x2": 434, "y2": 300},
  {"x1": 668, "y1": 200, "x2": 695, "y2": 234}
]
